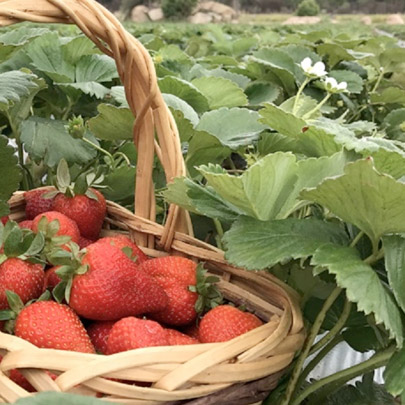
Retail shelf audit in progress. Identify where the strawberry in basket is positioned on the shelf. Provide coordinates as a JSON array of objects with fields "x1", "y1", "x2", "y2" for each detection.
[
  {"x1": 0, "y1": 221, "x2": 45, "y2": 311},
  {"x1": 49, "y1": 240, "x2": 168, "y2": 321},
  {"x1": 45, "y1": 160, "x2": 106, "y2": 240}
]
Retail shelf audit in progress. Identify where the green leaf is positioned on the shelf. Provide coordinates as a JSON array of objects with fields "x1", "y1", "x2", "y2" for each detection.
[
  {"x1": 158, "y1": 76, "x2": 209, "y2": 113},
  {"x1": 302, "y1": 159, "x2": 405, "y2": 244},
  {"x1": 163, "y1": 177, "x2": 242, "y2": 222},
  {"x1": 0, "y1": 135, "x2": 21, "y2": 217},
  {"x1": 62, "y1": 36, "x2": 99, "y2": 64},
  {"x1": 329, "y1": 70, "x2": 363, "y2": 94},
  {"x1": 383, "y1": 235, "x2": 405, "y2": 314},
  {"x1": 88, "y1": 104, "x2": 134, "y2": 141},
  {"x1": 224, "y1": 217, "x2": 348, "y2": 270},
  {"x1": 6, "y1": 290, "x2": 24, "y2": 313},
  {"x1": 57, "y1": 159, "x2": 71, "y2": 188},
  {"x1": 196, "y1": 108, "x2": 265, "y2": 149},
  {"x1": 14, "y1": 391, "x2": 111, "y2": 404},
  {"x1": 3, "y1": 225, "x2": 23, "y2": 257},
  {"x1": 342, "y1": 326, "x2": 388, "y2": 353},
  {"x1": 259, "y1": 103, "x2": 306, "y2": 138},
  {"x1": 186, "y1": 131, "x2": 231, "y2": 178},
  {"x1": 191, "y1": 76, "x2": 248, "y2": 109},
  {"x1": 199, "y1": 153, "x2": 298, "y2": 221},
  {"x1": 59, "y1": 55, "x2": 118, "y2": 99},
  {"x1": 250, "y1": 48, "x2": 299, "y2": 94},
  {"x1": 245, "y1": 81, "x2": 280, "y2": 106},
  {"x1": 311, "y1": 244, "x2": 403, "y2": 346},
  {"x1": 162, "y1": 93, "x2": 199, "y2": 127},
  {"x1": 102, "y1": 166, "x2": 136, "y2": 204},
  {"x1": 25, "y1": 33, "x2": 74, "y2": 82},
  {"x1": 385, "y1": 347, "x2": 405, "y2": 397},
  {"x1": 0, "y1": 70, "x2": 40, "y2": 111},
  {"x1": 21, "y1": 117, "x2": 97, "y2": 168},
  {"x1": 384, "y1": 108, "x2": 405, "y2": 141},
  {"x1": 0, "y1": 26, "x2": 50, "y2": 46},
  {"x1": 371, "y1": 87, "x2": 405, "y2": 105}
]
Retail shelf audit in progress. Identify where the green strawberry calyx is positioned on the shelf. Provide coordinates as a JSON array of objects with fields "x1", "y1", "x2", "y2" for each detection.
[
  {"x1": 0, "y1": 290, "x2": 51, "y2": 333},
  {"x1": 47, "y1": 242, "x2": 89, "y2": 304},
  {"x1": 43, "y1": 159, "x2": 105, "y2": 201},
  {"x1": 190, "y1": 263, "x2": 224, "y2": 315},
  {"x1": 0, "y1": 220, "x2": 46, "y2": 265}
]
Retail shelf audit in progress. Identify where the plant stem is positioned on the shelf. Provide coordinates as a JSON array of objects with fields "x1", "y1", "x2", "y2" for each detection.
[
  {"x1": 371, "y1": 68, "x2": 384, "y2": 93},
  {"x1": 280, "y1": 286, "x2": 342, "y2": 405},
  {"x1": 302, "y1": 93, "x2": 332, "y2": 120},
  {"x1": 82, "y1": 137, "x2": 115, "y2": 167},
  {"x1": 213, "y1": 218, "x2": 224, "y2": 250},
  {"x1": 293, "y1": 77, "x2": 310, "y2": 115},
  {"x1": 292, "y1": 345, "x2": 395, "y2": 405},
  {"x1": 350, "y1": 231, "x2": 364, "y2": 248},
  {"x1": 309, "y1": 298, "x2": 352, "y2": 356},
  {"x1": 296, "y1": 334, "x2": 344, "y2": 392}
]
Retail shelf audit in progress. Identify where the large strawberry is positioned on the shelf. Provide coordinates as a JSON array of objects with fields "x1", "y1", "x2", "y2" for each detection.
[
  {"x1": 24, "y1": 189, "x2": 54, "y2": 220},
  {"x1": 87, "y1": 321, "x2": 115, "y2": 354},
  {"x1": 106, "y1": 317, "x2": 169, "y2": 354},
  {"x1": 14, "y1": 301, "x2": 95, "y2": 353},
  {"x1": 48, "y1": 160, "x2": 106, "y2": 240},
  {"x1": 0, "y1": 356, "x2": 35, "y2": 392},
  {"x1": 95, "y1": 235, "x2": 148, "y2": 264},
  {"x1": 198, "y1": 305, "x2": 263, "y2": 343},
  {"x1": 0, "y1": 258, "x2": 44, "y2": 310},
  {"x1": 140, "y1": 257, "x2": 222, "y2": 326},
  {"x1": 66, "y1": 242, "x2": 168, "y2": 321}
]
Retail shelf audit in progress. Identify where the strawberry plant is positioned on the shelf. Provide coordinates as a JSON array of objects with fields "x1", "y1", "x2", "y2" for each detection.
[{"x1": 2, "y1": 20, "x2": 405, "y2": 404}]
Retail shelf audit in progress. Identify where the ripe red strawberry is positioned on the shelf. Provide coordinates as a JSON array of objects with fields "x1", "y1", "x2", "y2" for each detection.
[
  {"x1": 18, "y1": 220, "x2": 33, "y2": 230},
  {"x1": 32, "y1": 211, "x2": 80, "y2": 244},
  {"x1": 14, "y1": 301, "x2": 95, "y2": 353},
  {"x1": 43, "y1": 266, "x2": 62, "y2": 291},
  {"x1": 52, "y1": 188, "x2": 106, "y2": 240},
  {"x1": 139, "y1": 256, "x2": 198, "y2": 326},
  {"x1": 198, "y1": 305, "x2": 263, "y2": 343},
  {"x1": 96, "y1": 235, "x2": 148, "y2": 264},
  {"x1": 106, "y1": 317, "x2": 169, "y2": 354},
  {"x1": 87, "y1": 321, "x2": 115, "y2": 354},
  {"x1": 68, "y1": 243, "x2": 168, "y2": 321},
  {"x1": 1, "y1": 216, "x2": 9, "y2": 225},
  {"x1": 24, "y1": 189, "x2": 54, "y2": 220},
  {"x1": 0, "y1": 258, "x2": 44, "y2": 310},
  {"x1": 165, "y1": 328, "x2": 199, "y2": 345},
  {"x1": 79, "y1": 236, "x2": 93, "y2": 249}
]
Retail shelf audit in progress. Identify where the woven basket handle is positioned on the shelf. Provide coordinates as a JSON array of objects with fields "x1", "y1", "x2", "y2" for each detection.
[{"x1": 0, "y1": 0, "x2": 193, "y2": 249}]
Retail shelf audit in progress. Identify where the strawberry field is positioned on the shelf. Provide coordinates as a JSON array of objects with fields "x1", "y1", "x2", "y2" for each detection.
[{"x1": 2, "y1": 16, "x2": 405, "y2": 404}]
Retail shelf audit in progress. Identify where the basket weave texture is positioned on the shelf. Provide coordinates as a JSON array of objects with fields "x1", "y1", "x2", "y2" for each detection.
[{"x1": 0, "y1": 1, "x2": 305, "y2": 403}]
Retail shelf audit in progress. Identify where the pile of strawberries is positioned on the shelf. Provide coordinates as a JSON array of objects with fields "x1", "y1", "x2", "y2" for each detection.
[{"x1": 0, "y1": 171, "x2": 264, "y2": 392}]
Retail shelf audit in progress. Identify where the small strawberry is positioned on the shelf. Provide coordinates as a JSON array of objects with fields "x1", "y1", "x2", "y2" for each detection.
[
  {"x1": 165, "y1": 328, "x2": 199, "y2": 345},
  {"x1": 43, "y1": 266, "x2": 62, "y2": 291},
  {"x1": 0, "y1": 258, "x2": 44, "y2": 310},
  {"x1": 18, "y1": 220, "x2": 33, "y2": 230},
  {"x1": 198, "y1": 305, "x2": 263, "y2": 343},
  {"x1": 24, "y1": 189, "x2": 54, "y2": 220},
  {"x1": 96, "y1": 235, "x2": 148, "y2": 264},
  {"x1": 106, "y1": 317, "x2": 169, "y2": 354},
  {"x1": 32, "y1": 211, "x2": 80, "y2": 245},
  {"x1": 66, "y1": 242, "x2": 168, "y2": 321},
  {"x1": 1, "y1": 216, "x2": 9, "y2": 225},
  {"x1": 14, "y1": 301, "x2": 95, "y2": 353},
  {"x1": 49, "y1": 160, "x2": 106, "y2": 240},
  {"x1": 87, "y1": 321, "x2": 115, "y2": 354}
]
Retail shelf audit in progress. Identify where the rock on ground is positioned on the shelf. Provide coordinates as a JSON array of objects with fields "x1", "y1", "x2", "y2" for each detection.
[
  {"x1": 283, "y1": 16, "x2": 321, "y2": 25},
  {"x1": 131, "y1": 5, "x2": 149, "y2": 23},
  {"x1": 386, "y1": 14, "x2": 404, "y2": 25}
]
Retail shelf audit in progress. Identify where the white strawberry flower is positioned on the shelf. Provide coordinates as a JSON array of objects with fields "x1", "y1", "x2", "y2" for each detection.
[
  {"x1": 324, "y1": 77, "x2": 348, "y2": 93},
  {"x1": 300, "y1": 57, "x2": 327, "y2": 78}
]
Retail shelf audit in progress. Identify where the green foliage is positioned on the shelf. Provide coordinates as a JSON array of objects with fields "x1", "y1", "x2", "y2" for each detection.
[
  {"x1": 161, "y1": 0, "x2": 198, "y2": 19},
  {"x1": 296, "y1": 0, "x2": 320, "y2": 16}
]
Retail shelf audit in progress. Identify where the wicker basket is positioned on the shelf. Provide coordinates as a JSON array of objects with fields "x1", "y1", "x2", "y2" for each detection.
[{"x1": 0, "y1": 1, "x2": 305, "y2": 403}]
